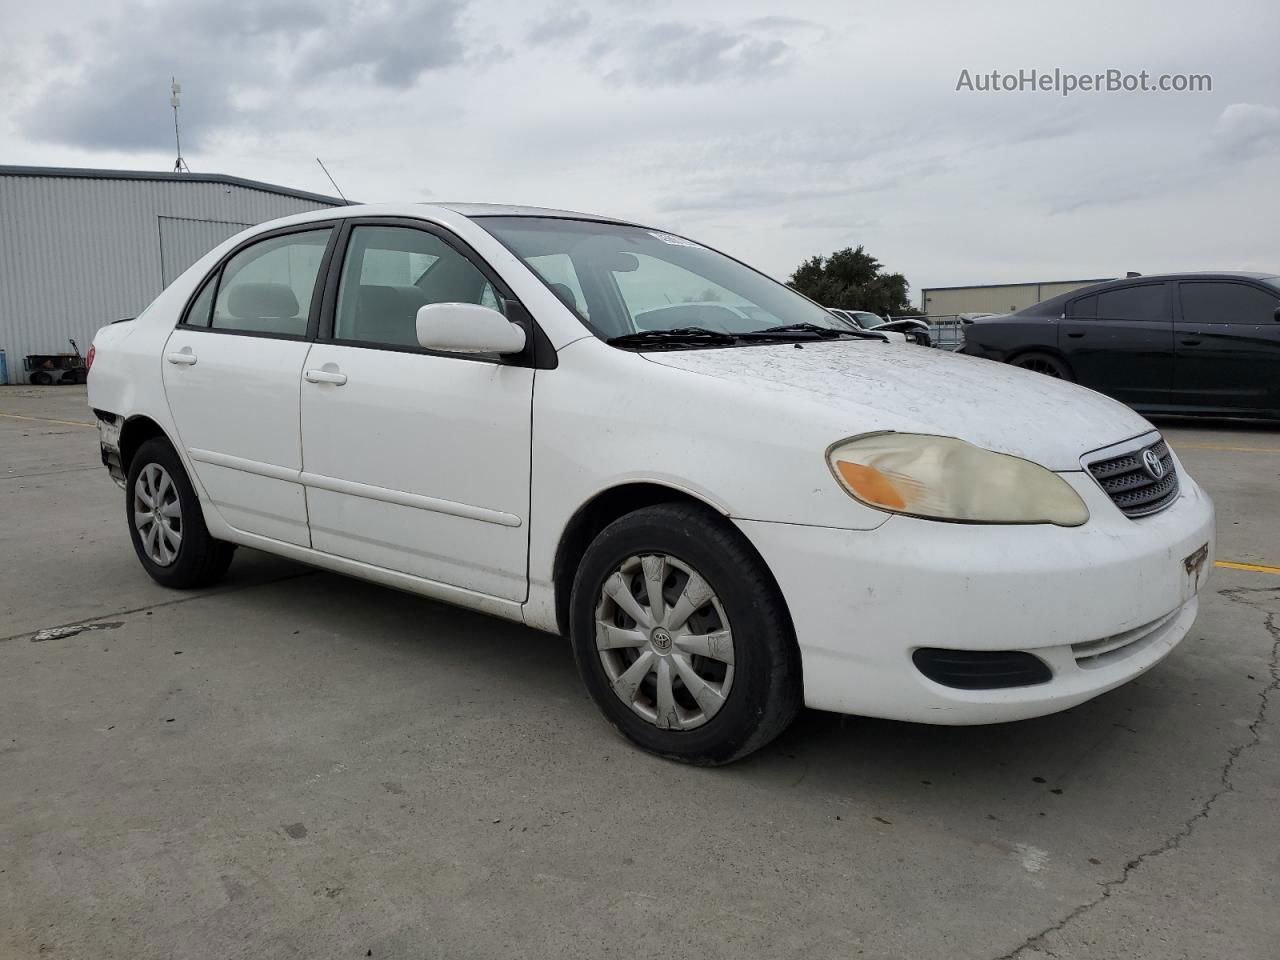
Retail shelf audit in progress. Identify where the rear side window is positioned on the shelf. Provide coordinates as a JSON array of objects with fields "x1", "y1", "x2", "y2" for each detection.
[
  {"x1": 333, "y1": 225, "x2": 501, "y2": 348},
  {"x1": 1096, "y1": 284, "x2": 1167, "y2": 322},
  {"x1": 1066, "y1": 294, "x2": 1096, "y2": 319},
  {"x1": 1179, "y1": 281, "x2": 1279, "y2": 325},
  {"x1": 211, "y1": 229, "x2": 332, "y2": 336}
]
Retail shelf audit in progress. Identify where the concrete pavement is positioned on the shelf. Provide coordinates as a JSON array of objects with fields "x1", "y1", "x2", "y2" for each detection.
[{"x1": 1, "y1": 386, "x2": 1276, "y2": 960}]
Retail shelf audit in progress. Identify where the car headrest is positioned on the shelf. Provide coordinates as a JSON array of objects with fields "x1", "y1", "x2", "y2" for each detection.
[
  {"x1": 228, "y1": 282, "x2": 300, "y2": 320},
  {"x1": 547, "y1": 282, "x2": 580, "y2": 313}
]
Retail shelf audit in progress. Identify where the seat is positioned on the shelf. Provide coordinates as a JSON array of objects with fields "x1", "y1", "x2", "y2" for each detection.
[
  {"x1": 223, "y1": 282, "x2": 304, "y2": 334},
  {"x1": 548, "y1": 282, "x2": 581, "y2": 314}
]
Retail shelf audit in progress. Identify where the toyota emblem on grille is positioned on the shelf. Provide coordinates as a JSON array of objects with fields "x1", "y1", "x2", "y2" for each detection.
[{"x1": 1142, "y1": 448, "x2": 1165, "y2": 480}]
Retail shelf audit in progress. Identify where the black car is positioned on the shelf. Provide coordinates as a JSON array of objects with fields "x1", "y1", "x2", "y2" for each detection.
[{"x1": 958, "y1": 272, "x2": 1280, "y2": 419}]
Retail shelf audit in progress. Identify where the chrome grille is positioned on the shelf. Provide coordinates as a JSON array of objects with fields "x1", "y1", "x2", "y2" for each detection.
[{"x1": 1087, "y1": 438, "x2": 1179, "y2": 518}]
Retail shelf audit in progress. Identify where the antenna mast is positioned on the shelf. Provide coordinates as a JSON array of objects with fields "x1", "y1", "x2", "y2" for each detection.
[
  {"x1": 316, "y1": 157, "x2": 349, "y2": 203},
  {"x1": 170, "y1": 78, "x2": 189, "y2": 173}
]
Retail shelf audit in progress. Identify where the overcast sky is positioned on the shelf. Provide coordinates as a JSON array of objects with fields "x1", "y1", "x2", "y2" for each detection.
[{"x1": 2, "y1": 0, "x2": 1277, "y2": 301}]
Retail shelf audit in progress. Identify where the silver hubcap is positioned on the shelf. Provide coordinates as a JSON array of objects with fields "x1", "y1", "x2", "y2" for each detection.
[
  {"x1": 594, "y1": 554, "x2": 735, "y2": 731},
  {"x1": 133, "y1": 463, "x2": 182, "y2": 566}
]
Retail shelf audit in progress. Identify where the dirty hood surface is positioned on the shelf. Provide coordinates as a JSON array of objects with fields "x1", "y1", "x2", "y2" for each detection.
[{"x1": 645, "y1": 340, "x2": 1154, "y2": 471}]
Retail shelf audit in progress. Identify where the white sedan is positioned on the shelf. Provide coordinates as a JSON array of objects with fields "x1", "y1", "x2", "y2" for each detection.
[{"x1": 88, "y1": 203, "x2": 1215, "y2": 764}]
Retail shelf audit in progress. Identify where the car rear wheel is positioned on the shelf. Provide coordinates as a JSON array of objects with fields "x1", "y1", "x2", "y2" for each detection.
[
  {"x1": 1011, "y1": 351, "x2": 1073, "y2": 380},
  {"x1": 126, "y1": 437, "x2": 235, "y2": 589},
  {"x1": 569, "y1": 503, "x2": 801, "y2": 765},
  {"x1": 29, "y1": 371, "x2": 53, "y2": 386}
]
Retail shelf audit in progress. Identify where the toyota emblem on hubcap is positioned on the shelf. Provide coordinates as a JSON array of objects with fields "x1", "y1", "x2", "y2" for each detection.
[
  {"x1": 651, "y1": 628, "x2": 673, "y2": 652},
  {"x1": 1142, "y1": 449, "x2": 1165, "y2": 480}
]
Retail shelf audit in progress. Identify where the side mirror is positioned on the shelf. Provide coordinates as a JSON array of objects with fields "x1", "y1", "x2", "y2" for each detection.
[{"x1": 416, "y1": 303, "x2": 527, "y2": 355}]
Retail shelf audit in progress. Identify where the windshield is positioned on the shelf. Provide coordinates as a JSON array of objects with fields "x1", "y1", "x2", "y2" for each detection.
[{"x1": 478, "y1": 217, "x2": 853, "y2": 341}]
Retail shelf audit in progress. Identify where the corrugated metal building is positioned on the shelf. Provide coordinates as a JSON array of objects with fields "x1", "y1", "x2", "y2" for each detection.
[
  {"x1": 0, "y1": 166, "x2": 342, "y2": 384},
  {"x1": 920, "y1": 278, "x2": 1114, "y2": 318}
]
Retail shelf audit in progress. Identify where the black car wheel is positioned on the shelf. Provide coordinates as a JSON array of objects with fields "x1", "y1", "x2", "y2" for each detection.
[
  {"x1": 1011, "y1": 352, "x2": 1073, "y2": 381},
  {"x1": 126, "y1": 437, "x2": 235, "y2": 588},
  {"x1": 569, "y1": 502, "x2": 802, "y2": 765}
]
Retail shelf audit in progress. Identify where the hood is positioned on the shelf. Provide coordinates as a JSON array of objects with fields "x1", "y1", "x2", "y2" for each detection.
[{"x1": 644, "y1": 340, "x2": 1154, "y2": 471}]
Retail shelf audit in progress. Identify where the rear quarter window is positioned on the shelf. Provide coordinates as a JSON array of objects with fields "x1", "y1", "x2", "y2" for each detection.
[{"x1": 1096, "y1": 284, "x2": 1167, "y2": 322}]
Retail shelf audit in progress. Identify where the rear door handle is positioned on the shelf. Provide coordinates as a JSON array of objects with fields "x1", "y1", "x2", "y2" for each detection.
[
  {"x1": 1066, "y1": 332, "x2": 1085, "y2": 338},
  {"x1": 304, "y1": 369, "x2": 348, "y2": 386},
  {"x1": 166, "y1": 352, "x2": 197, "y2": 365},
  {"x1": 1180, "y1": 338, "x2": 1202, "y2": 346}
]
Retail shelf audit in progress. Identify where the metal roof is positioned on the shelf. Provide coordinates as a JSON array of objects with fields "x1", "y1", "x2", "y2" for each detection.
[{"x1": 0, "y1": 164, "x2": 347, "y2": 206}]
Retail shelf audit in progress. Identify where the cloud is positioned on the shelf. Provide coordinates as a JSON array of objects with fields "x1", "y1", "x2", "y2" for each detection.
[
  {"x1": 656, "y1": 184, "x2": 850, "y2": 213},
  {"x1": 1214, "y1": 102, "x2": 1280, "y2": 160},
  {"x1": 594, "y1": 21, "x2": 792, "y2": 87},
  {"x1": 744, "y1": 16, "x2": 819, "y2": 32},
  {"x1": 18, "y1": 0, "x2": 467, "y2": 151},
  {"x1": 526, "y1": 5, "x2": 591, "y2": 45},
  {"x1": 295, "y1": 0, "x2": 466, "y2": 88}
]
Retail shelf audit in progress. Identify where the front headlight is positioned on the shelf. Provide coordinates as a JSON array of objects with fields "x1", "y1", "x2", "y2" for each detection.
[{"x1": 826, "y1": 432, "x2": 1089, "y2": 526}]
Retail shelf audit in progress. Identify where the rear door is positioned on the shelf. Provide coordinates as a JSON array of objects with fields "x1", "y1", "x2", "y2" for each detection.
[
  {"x1": 298, "y1": 220, "x2": 534, "y2": 600},
  {"x1": 1058, "y1": 282, "x2": 1173, "y2": 406},
  {"x1": 1173, "y1": 280, "x2": 1280, "y2": 412},
  {"x1": 162, "y1": 224, "x2": 337, "y2": 545}
]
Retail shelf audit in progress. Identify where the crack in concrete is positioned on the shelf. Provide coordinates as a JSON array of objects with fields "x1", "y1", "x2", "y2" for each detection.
[
  {"x1": 994, "y1": 586, "x2": 1280, "y2": 960},
  {"x1": 0, "y1": 570, "x2": 317, "y2": 644}
]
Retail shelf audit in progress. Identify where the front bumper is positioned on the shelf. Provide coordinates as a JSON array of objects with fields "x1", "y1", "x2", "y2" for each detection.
[{"x1": 735, "y1": 469, "x2": 1215, "y2": 724}]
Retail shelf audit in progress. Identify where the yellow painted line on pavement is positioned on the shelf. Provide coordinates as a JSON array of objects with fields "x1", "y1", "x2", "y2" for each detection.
[
  {"x1": 1173, "y1": 443, "x2": 1280, "y2": 454},
  {"x1": 0, "y1": 411, "x2": 95, "y2": 428},
  {"x1": 1216, "y1": 560, "x2": 1280, "y2": 576}
]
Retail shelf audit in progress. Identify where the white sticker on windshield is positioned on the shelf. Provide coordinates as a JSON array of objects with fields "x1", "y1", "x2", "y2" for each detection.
[{"x1": 648, "y1": 231, "x2": 701, "y2": 248}]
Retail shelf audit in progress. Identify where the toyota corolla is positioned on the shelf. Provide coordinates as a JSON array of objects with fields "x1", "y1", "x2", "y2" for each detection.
[{"x1": 87, "y1": 203, "x2": 1215, "y2": 763}]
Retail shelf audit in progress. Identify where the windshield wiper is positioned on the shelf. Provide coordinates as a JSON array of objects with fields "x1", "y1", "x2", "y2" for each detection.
[
  {"x1": 742, "y1": 322, "x2": 883, "y2": 340},
  {"x1": 606, "y1": 327, "x2": 740, "y2": 349}
]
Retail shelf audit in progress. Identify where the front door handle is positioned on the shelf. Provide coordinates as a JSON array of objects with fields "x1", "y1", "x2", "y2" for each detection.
[
  {"x1": 1179, "y1": 338, "x2": 1202, "y2": 346},
  {"x1": 166, "y1": 351, "x2": 197, "y2": 366},
  {"x1": 304, "y1": 368, "x2": 348, "y2": 386},
  {"x1": 1066, "y1": 332, "x2": 1085, "y2": 338}
]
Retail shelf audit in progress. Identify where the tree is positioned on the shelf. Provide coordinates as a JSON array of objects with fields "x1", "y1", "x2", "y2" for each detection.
[{"x1": 787, "y1": 246, "x2": 921, "y2": 317}]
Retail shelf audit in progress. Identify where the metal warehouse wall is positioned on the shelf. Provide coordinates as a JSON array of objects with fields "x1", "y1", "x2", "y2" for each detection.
[
  {"x1": 921, "y1": 278, "x2": 1110, "y2": 317},
  {"x1": 0, "y1": 173, "x2": 336, "y2": 383}
]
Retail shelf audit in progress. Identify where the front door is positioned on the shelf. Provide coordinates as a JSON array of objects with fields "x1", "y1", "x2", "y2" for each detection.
[
  {"x1": 1173, "y1": 280, "x2": 1280, "y2": 412},
  {"x1": 299, "y1": 221, "x2": 534, "y2": 600},
  {"x1": 162, "y1": 225, "x2": 336, "y2": 546},
  {"x1": 1058, "y1": 282, "x2": 1173, "y2": 406}
]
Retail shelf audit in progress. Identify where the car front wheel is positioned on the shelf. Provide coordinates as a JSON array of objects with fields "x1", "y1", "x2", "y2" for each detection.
[
  {"x1": 126, "y1": 437, "x2": 234, "y2": 589},
  {"x1": 569, "y1": 503, "x2": 801, "y2": 764}
]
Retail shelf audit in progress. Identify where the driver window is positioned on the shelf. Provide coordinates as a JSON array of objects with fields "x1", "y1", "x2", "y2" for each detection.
[{"x1": 334, "y1": 225, "x2": 502, "y2": 348}]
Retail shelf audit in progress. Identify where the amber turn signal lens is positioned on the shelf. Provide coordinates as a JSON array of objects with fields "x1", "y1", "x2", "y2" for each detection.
[{"x1": 834, "y1": 460, "x2": 906, "y2": 510}]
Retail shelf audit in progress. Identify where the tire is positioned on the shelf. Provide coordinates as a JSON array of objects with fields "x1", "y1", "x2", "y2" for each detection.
[
  {"x1": 1010, "y1": 351, "x2": 1073, "y2": 381},
  {"x1": 569, "y1": 502, "x2": 802, "y2": 765},
  {"x1": 125, "y1": 437, "x2": 235, "y2": 589},
  {"x1": 30, "y1": 371, "x2": 53, "y2": 386}
]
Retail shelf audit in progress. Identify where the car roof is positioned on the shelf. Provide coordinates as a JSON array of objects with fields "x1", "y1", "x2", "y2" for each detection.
[
  {"x1": 1013, "y1": 271, "x2": 1279, "y2": 317},
  {"x1": 1110, "y1": 271, "x2": 1278, "y2": 282},
  {"x1": 434, "y1": 202, "x2": 642, "y2": 226}
]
